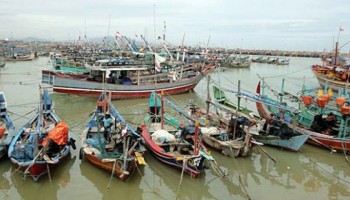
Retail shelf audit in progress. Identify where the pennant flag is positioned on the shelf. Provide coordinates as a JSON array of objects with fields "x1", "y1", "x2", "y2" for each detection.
[
  {"x1": 154, "y1": 53, "x2": 166, "y2": 72},
  {"x1": 116, "y1": 31, "x2": 122, "y2": 39}
]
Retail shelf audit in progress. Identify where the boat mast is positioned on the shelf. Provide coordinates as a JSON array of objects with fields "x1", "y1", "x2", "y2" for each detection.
[
  {"x1": 232, "y1": 80, "x2": 241, "y2": 139},
  {"x1": 280, "y1": 78, "x2": 285, "y2": 103},
  {"x1": 206, "y1": 75, "x2": 211, "y2": 121}
]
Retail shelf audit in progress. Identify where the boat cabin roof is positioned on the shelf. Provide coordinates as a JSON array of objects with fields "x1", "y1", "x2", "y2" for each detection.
[{"x1": 93, "y1": 67, "x2": 149, "y2": 72}]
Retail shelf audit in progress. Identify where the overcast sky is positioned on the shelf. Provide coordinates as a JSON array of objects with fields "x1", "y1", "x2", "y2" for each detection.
[{"x1": 1, "y1": 0, "x2": 350, "y2": 52}]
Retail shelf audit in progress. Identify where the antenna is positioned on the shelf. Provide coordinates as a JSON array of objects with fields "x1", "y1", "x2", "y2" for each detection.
[
  {"x1": 163, "y1": 21, "x2": 166, "y2": 41},
  {"x1": 153, "y1": 4, "x2": 156, "y2": 47}
]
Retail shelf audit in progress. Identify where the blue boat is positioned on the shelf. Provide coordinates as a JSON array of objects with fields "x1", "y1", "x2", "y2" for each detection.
[
  {"x1": 0, "y1": 91, "x2": 15, "y2": 158},
  {"x1": 79, "y1": 91, "x2": 146, "y2": 181},
  {"x1": 8, "y1": 88, "x2": 76, "y2": 181}
]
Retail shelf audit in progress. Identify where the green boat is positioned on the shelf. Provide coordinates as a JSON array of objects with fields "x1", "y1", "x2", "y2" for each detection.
[{"x1": 213, "y1": 84, "x2": 256, "y2": 117}]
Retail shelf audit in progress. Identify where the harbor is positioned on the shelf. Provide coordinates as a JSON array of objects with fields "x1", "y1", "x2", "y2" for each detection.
[{"x1": 0, "y1": 56, "x2": 349, "y2": 200}]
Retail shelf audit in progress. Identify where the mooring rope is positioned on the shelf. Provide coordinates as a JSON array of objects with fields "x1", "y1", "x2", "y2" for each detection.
[
  {"x1": 309, "y1": 158, "x2": 350, "y2": 184},
  {"x1": 175, "y1": 158, "x2": 187, "y2": 200},
  {"x1": 135, "y1": 164, "x2": 166, "y2": 200}
]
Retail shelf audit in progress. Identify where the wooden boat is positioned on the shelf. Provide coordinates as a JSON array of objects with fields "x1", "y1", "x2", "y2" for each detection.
[
  {"x1": 276, "y1": 57, "x2": 290, "y2": 65},
  {"x1": 185, "y1": 99, "x2": 254, "y2": 157},
  {"x1": 220, "y1": 55, "x2": 251, "y2": 68},
  {"x1": 50, "y1": 63, "x2": 215, "y2": 99},
  {"x1": 0, "y1": 92, "x2": 15, "y2": 158},
  {"x1": 214, "y1": 82, "x2": 308, "y2": 152},
  {"x1": 213, "y1": 84, "x2": 256, "y2": 116},
  {"x1": 42, "y1": 56, "x2": 90, "y2": 84},
  {"x1": 255, "y1": 81, "x2": 350, "y2": 152},
  {"x1": 311, "y1": 40, "x2": 350, "y2": 92},
  {"x1": 0, "y1": 57, "x2": 5, "y2": 68},
  {"x1": 5, "y1": 52, "x2": 35, "y2": 61},
  {"x1": 140, "y1": 91, "x2": 215, "y2": 177},
  {"x1": 80, "y1": 91, "x2": 146, "y2": 181},
  {"x1": 8, "y1": 88, "x2": 76, "y2": 181}
]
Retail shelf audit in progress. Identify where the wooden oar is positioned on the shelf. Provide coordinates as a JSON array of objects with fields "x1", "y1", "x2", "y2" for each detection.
[{"x1": 254, "y1": 142, "x2": 277, "y2": 164}]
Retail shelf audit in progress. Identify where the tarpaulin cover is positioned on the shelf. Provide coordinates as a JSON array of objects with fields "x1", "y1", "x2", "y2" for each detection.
[{"x1": 42, "y1": 121, "x2": 69, "y2": 146}]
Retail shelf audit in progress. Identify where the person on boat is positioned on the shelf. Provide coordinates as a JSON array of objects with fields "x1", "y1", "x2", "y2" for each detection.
[
  {"x1": 322, "y1": 112, "x2": 337, "y2": 135},
  {"x1": 325, "y1": 112, "x2": 336, "y2": 127},
  {"x1": 263, "y1": 113, "x2": 276, "y2": 135},
  {"x1": 227, "y1": 115, "x2": 236, "y2": 139},
  {"x1": 102, "y1": 112, "x2": 113, "y2": 142},
  {"x1": 237, "y1": 113, "x2": 257, "y2": 132},
  {"x1": 227, "y1": 115, "x2": 245, "y2": 139}
]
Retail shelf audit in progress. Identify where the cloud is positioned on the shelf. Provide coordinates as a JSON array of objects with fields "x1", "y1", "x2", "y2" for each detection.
[{"x1": 0, "y1": 0, "x2": 350, "y2": 51}]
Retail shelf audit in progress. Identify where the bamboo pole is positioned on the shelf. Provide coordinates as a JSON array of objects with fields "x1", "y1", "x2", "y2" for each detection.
[{"x1": 206, "y1": 75, "x2": 211, "y2": 121}]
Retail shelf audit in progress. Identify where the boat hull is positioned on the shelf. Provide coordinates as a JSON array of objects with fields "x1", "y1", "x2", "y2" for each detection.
[
  {"x1": 256, "y1": 81, "x2": 350, "y2": 153},
  {"x1": 52, "y1": 75, "x2": 204, "y2": 99},
  {"x1": 252, "y1": 134, "x2": 309, "y2": 151},
  {"x1": 83, "y1": 151, "x2": 136, "y2": 181},
  {"x1": 312, "y1": 67, "x2": 349, "y2": 91},
  {"x1": 11, "y1": 150, "x2": 70, "y2": 181},
  {"x1": 140, "y1": 126, "x2": 203, "y2": 177},
  {"x1": 202, "y1": 134, "x2": 244, "y2": 157}
]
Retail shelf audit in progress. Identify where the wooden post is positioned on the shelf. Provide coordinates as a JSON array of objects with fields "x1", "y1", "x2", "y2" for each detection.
[
  {"x1": 280, "y1": 78, "x2": 285, "y2": 103},
  {"x1": 194, "y1": 121, "x2": 199, "y2": 155},
  {"x1": 206, "y1": 75, "x2": 211, "y2": 121},
  {"x1": 161, "y1": 90, "x2": 164, "y2": 129},
  {"x1": 233, "y1": 80, "x2": 241, "y2": 139}
]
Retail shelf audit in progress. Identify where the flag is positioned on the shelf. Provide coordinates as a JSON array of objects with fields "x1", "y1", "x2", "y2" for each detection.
[
  {"x1": 105, "y1": 69, "x2": 111, "y2": 78},
  {"x1": 116, "y1": 31, "x2": 122, "y2": 39},
  {"x1": 154, "y1": 53, "x2": 166, "y2": 72}
]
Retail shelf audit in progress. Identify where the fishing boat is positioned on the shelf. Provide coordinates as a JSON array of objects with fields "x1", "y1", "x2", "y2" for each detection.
[
  {"x1": 185, "y1": 99, "x2": 255, "y2": 157},
  {"x1": 80, "y1": 91, "x2": 146, "y2": 181},
  {"x1": 5, "y1": 52, "x2": 35, "y2": 61},
  {"x1": 213, "y1": 84, "x2": 256, "y2": 117},
  {"x1": 0, "y1": 92, "x2": 15, "y2": 158},
  {"x1": 0, "y1": 57, "x2": 5, "y2": 68},
  {"x1": 42, "y1": 56, "x2": 90, "y2": 84},
  {"x1": 50, "y1": 63, "x2": 215, "y2": 99},
  {"x1": 311, "y1": 34, "x2": 350, "y2": 92},
  {"x1": 276, "y1": 57, "x2": 290, "y2": 65},
  {"x1": 8, "y1": 88, "x2": 76, "y2": 181},
  {"x1": 139, "y1": 91, "x2": 216, "y2": 177},
  {"x1": 213, "y1": 81, "x2": 308, "y2": 152},
  {"x1": 255, "y1": 81, "x2": 350, "y2": 152}
]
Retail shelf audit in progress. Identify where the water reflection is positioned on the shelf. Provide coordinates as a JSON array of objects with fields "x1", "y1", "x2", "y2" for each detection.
[
  {"x1": 2, "y1": 155, "x2": 76, "y2": 200},
  {"x1": 79, "y1": 159, "x2": 144, "y2": 200},
  {"x1": 215, "y1": 145, "x2": 350, "y2": 199},
  {"x1": 142, "y1": 153, "x2": 219, "y2": 200}
]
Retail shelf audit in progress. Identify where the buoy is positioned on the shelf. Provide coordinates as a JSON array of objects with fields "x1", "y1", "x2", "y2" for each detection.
[
  {"x1": 336, "y1": 97, "x2": 346, "y2": 106},
  {"x1": 301, "y1": 95, "x2": 312, "y2": 106},
  {"x1": 316, "y1": 97, "x2": 327, "y2": 108}
]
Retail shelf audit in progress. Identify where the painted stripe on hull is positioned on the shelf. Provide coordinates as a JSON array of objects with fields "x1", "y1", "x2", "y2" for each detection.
[
  {"x1": 145, "y1": 145, "x2": 201, "y2": 177},
  {"x1": 84, "y1": 153, "x2": 136, "y2": 181},
  {"x1": 13, "y1": 151, "x2": 70, "y2": 181},
  {"x1": 53, "y1": 82, "x2": 198, "y2": 99}
]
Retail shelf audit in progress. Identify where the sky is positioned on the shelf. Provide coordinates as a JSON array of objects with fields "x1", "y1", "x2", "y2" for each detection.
[{"x1": 1, "y1": 0, "x2": 350, "y2": 52}]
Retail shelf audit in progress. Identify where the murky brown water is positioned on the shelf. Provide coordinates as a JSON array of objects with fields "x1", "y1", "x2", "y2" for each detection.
[{"x1": 0, "y1": 56, "x2": 349, "y2": 200}]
